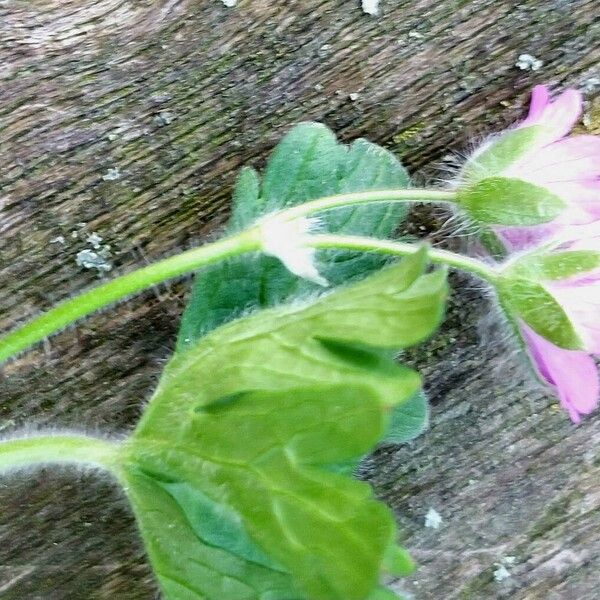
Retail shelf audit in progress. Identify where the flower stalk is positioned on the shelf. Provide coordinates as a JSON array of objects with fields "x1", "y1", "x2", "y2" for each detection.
[
  {"x1": 309, "y1": 234, "x2": 498, "y2": 283},
  {"x1": 0, "y1": 434, "x2": 121, "y2": 475},
  {"x1": 0, "y1": 188, "x2": 460, "y2": 363}
]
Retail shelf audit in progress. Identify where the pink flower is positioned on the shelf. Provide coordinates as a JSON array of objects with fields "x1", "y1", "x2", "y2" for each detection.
[
  {"x1": 503, "y1": 224, "x2": 600, "y2": 422},
  {"x1": 493, "y1": 85, "x2": 600, "y2": 251},
  {"x1": 482, "y1": 85, "x2": 600, "y2": 422},
  {"x1": 519, "y1": 322, "x2": 598, "y2": 423}
]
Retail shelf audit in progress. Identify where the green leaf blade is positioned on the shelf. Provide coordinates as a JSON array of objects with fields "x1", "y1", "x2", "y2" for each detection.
[
  {"x1": 177, "y1": 123, "x2": 410, "y2": 350},
  {"x1": 508, "y1": 250, "x2": 600, "y2": 281},
  {"x1": 127, "y1": 386, "x2": 395, "y2": 600},
  {"x1": 129, "y1": 254, "x2": 444, "y2": 600},
  {"x1": 125, "y1": 469, "x2": 303, "y2": 600},
  {"x1": 384, "y1": 389, "x2": 429, "y2": 444}
]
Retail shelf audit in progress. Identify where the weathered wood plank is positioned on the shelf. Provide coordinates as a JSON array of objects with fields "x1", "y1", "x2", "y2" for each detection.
[{"x1": 0, "y1": 0, "x2": 599, "y2": 598}]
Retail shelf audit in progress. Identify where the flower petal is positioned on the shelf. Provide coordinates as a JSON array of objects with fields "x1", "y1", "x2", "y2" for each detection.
[
  {"x1": 494, "y1": 223, "x2": 559, "y2": 252},
  {"x1": 519, "y1": 87, "x2": 582, "y2": 147},
  {"x1": 546, "y1": 281, "x2": 600, "y2": 353},
  {"x1": 547, "y1": 180, "x2": 600, "y2": 221},
  {"x1": 520, "y1": 85, "x2": 550, "y2": 126},
  {"x1": 514, "y1": 136, "x2": 600, "y2": 185},
  {"x1": 520, "y1": 322, "x2": 599, "y2": 422}
]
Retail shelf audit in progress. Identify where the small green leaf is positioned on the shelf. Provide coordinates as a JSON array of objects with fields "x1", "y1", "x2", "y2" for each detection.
[
  {"x1": 460, "y1": 126, "x2": 542, "y2": 182},
  {"x1": 383, "y1": 544, "x2": 416, "y2": 576},
  {"x1": 124, "y1": 470, "x2": 303, "y2": 600},
  {"x1": 457, "y1": 176, "x2": 565, "y2": 226},
  {"x1": 507, "y1": 250, "x2": 600, "y2": 281},
  {"x1": 384, "y1": 389, "x2": 429, "y2": 443},
  {"x1": 228, "y1": 166, "x2": 262, "y2": 232},
  {"x1": 177, "y1": 122, "x2": 410, "y2": 349},
  {"x1": 126, "y1": 253, "x2": 446, "y2": 600},
  {"x1": 127, "y1": 385, "x2": 401, "y2": 600},
  {"x1": 497, "y1": 276, "x2": 582, "y2": 350}
]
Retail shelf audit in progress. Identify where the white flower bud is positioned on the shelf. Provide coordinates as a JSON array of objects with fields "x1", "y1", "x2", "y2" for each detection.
[{"x1": 259, "y1": 215, "x2": 328, "y2": 287}]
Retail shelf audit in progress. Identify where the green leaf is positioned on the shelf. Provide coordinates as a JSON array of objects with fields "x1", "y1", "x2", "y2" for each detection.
[
  {"x1": 383, "y1": 544, "x2": 416, "y2": 577},
  {"x1": 460, "y1": 126, "x2": 542, "y2": 182},
  {"x1": 124, "y1": 470, "x2": 303, "y2": 600},
  {"x1": 228, "y1": 166, "x2": 262, "y2": 232},
  {"x1": 384, "y1": 389, "x2": 429, "y2": 443},
  {"x1": 177, "y1": 122, "x2": 410, "y2": 349},
  {"x1": 497, "y1": 276, "x2": 582, "y2": 350},
  {"x1": 507, "y1": 250, "x2": 600, "y2": 281},
  {"x1": 457, "y1": 176, "x2": 565, "y2": 226},
  {"x1": 125, "y1": 252, "x2": 447, "y2": 600}
]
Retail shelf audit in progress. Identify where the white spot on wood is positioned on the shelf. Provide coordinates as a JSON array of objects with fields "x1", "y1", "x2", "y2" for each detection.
[
  {"x1": 424, "y1": 507, "x2": 442, "y2": 529},
  {"x1": 102, "y1": 167, "x2": 121, "y2": 181},
  {"x1": 583, "y1": 77, "x2": 600, "y2": 95},
  {"x1": 221, "y1": 0, "x2": 237, "y2": 7},
  {"x1": 408, "y1": 30, "x2": 425, "y2": 40},
  {"x1": 515, "y1": 53, "x2": 543, "y2": 71},
  {"x1": 362, "y1": 0, "x2": 379, "y2": 15},
  {"x1": 75, "y1": 249, "x2": 113, "y2": 273},
  {"x1": 86, "y1": 232, "x2": 103, "y2": 249},
  {"x1": 154, "y1": 111, "x2": 175, "y2": 126},
  {"x1": 75, "y1": 231, "x2": 112, "y2": 273},
  {"x1": 493, "y1": 565, "x2": 511, "y2": 582}
]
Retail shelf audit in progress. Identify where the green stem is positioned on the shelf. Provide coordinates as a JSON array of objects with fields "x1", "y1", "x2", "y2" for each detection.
[
  {"x1": 0, "y1": 188, "x2": 455, "y2": 363},
  {"x1": 310, "y1": 234, "x2": 499, "y2": 283},
  {"x1": 0, "y1": 434, "x2": 121, "y2": 475},
  {"x1": 281, "y1": 189, "x2": 456, "y2": 220},
  {"x1": 0, "y1": 230, "x2": 261, "y2": 363}
]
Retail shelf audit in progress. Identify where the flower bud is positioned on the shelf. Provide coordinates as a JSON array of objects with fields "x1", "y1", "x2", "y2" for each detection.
[
  {"x1": 497, "y1": 233, "x2": 600, "y2": 422},
  {"x1": 457, "y1": 85, "x2": 600, "y2": 241}
]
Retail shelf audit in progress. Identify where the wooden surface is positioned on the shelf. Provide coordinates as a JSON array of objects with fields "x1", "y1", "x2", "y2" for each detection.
[{"x1": 1, "y1": 1, "x2": 599, "y2": 598}]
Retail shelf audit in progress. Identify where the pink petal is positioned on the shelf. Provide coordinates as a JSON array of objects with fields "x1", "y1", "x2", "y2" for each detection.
[
  {"x1": 512, "y1": 136, "x2": 600, "y2": 185},
  {"x1": 541, "y1": 89, "x2": 582, "y2": 137},
  {"x1": 557, "y1": 221, "x2": 600, "y2": 251},
  {"x1": 520, "y1": 85, "x2": 550, "y2": 126},
  {"x1": 519, "y1": 87, "x2": 583, "y2": 146},
  {"x1": 546, "y1": 281, "x2": 600, "y2": 354},
  {"x1": 548, "y1": 180, "x2": 600, "y2": 221},
  {"x1": 520, "y1": 322, "x2": 599, "y2": 422},
  {"x1": 494, "y1": 223, "x2": 559, "y2": 251}
]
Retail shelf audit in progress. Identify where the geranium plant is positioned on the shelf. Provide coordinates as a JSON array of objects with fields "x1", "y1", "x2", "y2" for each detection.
[{"x1": 0, "y1": 85, "x2": 598, "y2": 599}]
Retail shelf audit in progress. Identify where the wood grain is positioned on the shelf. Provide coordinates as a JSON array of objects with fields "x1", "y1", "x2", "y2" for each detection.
[{"x1": 0, "y1": 0, "x2": 598, "y2": 598}]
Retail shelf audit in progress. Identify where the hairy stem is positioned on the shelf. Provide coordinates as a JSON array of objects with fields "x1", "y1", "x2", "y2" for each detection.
[
  {"x1": 310, "y1": 234, "x2": 499, "y2": 283},
  {"x1": 281, "y1": 189, "x2": 456, "y2": 220},
  {"x1": 0, "y1": 230, "x2": 261, "y2": 363},
  {"x1": 0, "y1": 434, "x2": 121, "y2": 475},
  {"x1": 0, "y1": 188, "x2": 455, "y2": 363}
]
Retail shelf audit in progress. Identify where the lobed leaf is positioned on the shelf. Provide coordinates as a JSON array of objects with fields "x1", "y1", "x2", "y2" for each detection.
[
  {"x1": 177, "y1": 122, "x2": 410, "y2": 349},
  {"x1": 124, "y1": 251, "x2": 447, "y2": 600}
]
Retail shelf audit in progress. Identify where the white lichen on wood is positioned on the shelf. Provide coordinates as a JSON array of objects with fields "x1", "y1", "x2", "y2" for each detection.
[
  {"x1": 362, "y1": 0, "x2": 379, "y2": 16},
  {"x1": 515, "y1": 53, "x2": 543, "y2": 71},
  {"x1": 424, "y1": 507, "x2": 442, "y2": 529}
]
